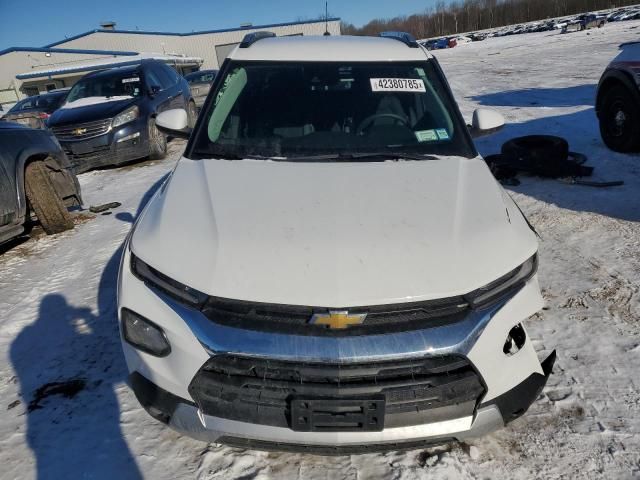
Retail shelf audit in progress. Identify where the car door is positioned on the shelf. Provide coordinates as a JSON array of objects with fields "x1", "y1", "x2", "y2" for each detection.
[
  {"x1": 145, "y1": 65, "x2": 173, "y2": 114},
  {"x1": 156, "y1": 64, "x2": 185, "y2": 110},
  {"x1": 0, "y1": 144, "x2": 18, "y2": 228}
]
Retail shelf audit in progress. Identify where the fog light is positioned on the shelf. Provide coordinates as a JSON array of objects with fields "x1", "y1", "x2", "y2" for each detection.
[
  {"x1": 503, "y1": 323, "x2": 526, "y2": 356},
  {"x1": 117, "y1": 132, "x2": 141, "y2": 143},
  {"x1": 122, "y1": 308, "x2": 171, "y2": 357}
]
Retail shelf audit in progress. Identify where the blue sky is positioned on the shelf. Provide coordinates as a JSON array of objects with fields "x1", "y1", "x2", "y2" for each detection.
[{"x1": 0, "y1": 0, "x2": 448, "y2": 49}]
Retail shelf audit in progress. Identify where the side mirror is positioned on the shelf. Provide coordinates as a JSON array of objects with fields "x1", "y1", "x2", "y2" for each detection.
[
  {"x1": 469, "y1": 108, "x2": 505, "y2": 137},
  {"x1": 149, "y1": 85, "x2": 161, "y2": 97},
  {"x1": 156, "y1": 109, "x2": 191, "y2": 139}
]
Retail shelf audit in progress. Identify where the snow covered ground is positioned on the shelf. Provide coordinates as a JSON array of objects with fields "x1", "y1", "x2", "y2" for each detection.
[{"x1": 1, "y1": 20, "x2": 640, "y2": 480}]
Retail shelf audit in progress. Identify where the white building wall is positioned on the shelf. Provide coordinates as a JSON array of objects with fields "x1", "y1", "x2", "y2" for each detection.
[
  {"x1": 50, "y1": 20, "x2": 341, "y2": 70},
  {"x1": 51, "y1": 32, "x2": 184, "y2": 57},
  {"x1": 0, "y1": 19, "x2": 341, "y2": 97},
  {"x1": 0, "y1": 50, "x2": 132, "y2": 90}
]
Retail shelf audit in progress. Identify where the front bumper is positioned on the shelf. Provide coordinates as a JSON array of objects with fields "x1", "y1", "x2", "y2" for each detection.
[
  {"x1": 58, "y1": 118, "x2": 149, "y2": 173},
  {"x1": 118, "y1": 247, "x2": 553, "y2": 451},
  {"x1": 129, "y1": 350, "x2": 554, "y2": 454}
]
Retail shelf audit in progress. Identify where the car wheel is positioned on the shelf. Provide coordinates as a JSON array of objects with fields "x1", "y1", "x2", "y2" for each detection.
[
  {"x1": 187, "y1": 100, "x2": 197, "y2": 129},
  {"x1": 24, "y1": 159, "x2": 74, "y2": 235},
  {"x1": 148, "y1": 118, "x2": 167, "y2": 160},
  {"x1": 599, "y1": 84, "x2": 640, "y2": 152}
]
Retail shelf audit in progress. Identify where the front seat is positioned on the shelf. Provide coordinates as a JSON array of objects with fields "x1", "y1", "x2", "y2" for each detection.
[{"x1": 372, "y1": 95, "x2": 409, "y2": 127}]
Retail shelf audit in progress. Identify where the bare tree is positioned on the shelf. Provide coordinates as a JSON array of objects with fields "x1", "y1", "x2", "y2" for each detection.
[{"x1": 344, "y1": 0, "x2": 637, "y2": 38}]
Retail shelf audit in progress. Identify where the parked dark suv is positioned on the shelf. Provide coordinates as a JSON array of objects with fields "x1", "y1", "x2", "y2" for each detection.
[
  {"x1": 47, "y1": 60, "x2": 197, "y2": 173},
  {"x1": 596, "y1": 41, "x2": 640, "y2": 152}
]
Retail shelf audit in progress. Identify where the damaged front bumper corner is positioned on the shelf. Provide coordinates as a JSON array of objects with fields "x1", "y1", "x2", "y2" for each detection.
[{"x1": 478, "y1": 349, "x2": 556, "y2": 425}]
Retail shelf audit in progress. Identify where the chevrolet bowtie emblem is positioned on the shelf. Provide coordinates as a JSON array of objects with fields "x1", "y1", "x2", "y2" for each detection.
[
  {"x1": 309, "y1": 310, "x2": 367, "y2": 329},
  {"x1": 73, "y1": 127, "x2": 87, "y2": 136}
]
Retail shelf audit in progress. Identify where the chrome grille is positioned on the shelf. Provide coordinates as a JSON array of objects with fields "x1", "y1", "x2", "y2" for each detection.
[
  {"x1": 201, "y1": 295, "x2": 470, "y2": 336},
  {"x1": 51, "y1": 118, "x2": 112, "y2": 141}
]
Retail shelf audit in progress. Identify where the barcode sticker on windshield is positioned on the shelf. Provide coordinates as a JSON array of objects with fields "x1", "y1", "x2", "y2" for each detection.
[
  {"x1": 370, "y1": 78, "x2": 426, "y2": 92},
  {"x1": 122, "y1": 77, "x2": 140, "y2": 83}
]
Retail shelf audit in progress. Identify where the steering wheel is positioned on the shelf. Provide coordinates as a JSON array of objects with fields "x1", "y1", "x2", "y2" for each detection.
[{"x1": 356, "y1": 113, "x2": 410, "y2": 135}]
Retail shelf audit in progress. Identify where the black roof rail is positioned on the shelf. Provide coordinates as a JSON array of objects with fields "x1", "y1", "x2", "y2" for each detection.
[
  {"x1": 379, "y1": 31, "x2": 420, "y2": 48},
  {"x1": 239, "y1": 31, "x2": 276, "y2": 48}
]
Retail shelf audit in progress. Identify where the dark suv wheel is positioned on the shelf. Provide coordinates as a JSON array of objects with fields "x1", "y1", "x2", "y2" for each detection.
[
  {"x1": 148, "y1": 118, "x2": 167, "y2": 160},
  {"x1": 598, "y1": 84, "x2": 640, "y2": 152}
]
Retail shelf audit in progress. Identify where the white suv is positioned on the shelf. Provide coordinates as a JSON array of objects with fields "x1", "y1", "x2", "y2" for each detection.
[{"x1": 117, "y1": 32, "x2": 555, "y2": 454}]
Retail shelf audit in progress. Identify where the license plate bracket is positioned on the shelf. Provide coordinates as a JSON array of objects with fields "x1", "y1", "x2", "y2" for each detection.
[{"x1": 290, "y1": 397, "x2": 385, "y2": 432}]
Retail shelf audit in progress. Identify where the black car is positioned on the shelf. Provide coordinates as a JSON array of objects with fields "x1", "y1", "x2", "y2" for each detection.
[
  {"x1": 2, "y1": 89, "x2": 69, "y2": 129},
  {"x1": 0, "y1": 122, "x2": 82, "y2": 244},
  {"x1": 47, "y1": 60, "x2": 197, "y2": 173},
  {"x1": 184, "y1": 69, "x2": 218, "y2": 109},
  {"x1": 596, "y1": 41, "x2": 640, "y2": 152}
]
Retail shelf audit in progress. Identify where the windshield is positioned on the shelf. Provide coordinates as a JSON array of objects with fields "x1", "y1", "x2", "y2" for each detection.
[
  {"x1": 65, "y1": 70, "x2": 143, "y2": 103},
  {"x1": 189, "y1": 61, "x2": 475, "y2": 160}
]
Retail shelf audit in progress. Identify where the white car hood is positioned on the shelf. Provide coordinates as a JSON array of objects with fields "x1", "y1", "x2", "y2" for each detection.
[{"x1": 131, "y1": 156, "x2": 537, "y2": 307}]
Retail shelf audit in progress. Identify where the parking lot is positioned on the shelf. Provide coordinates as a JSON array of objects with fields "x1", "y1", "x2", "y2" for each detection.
[{"x1": 0, "y1": 18, "x2": 639, "y2": 480}]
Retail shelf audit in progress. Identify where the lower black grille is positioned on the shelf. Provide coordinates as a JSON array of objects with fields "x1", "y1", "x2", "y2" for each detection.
[
  {"x1": 189, "y1": 355, "x2": 485, "y2": 431},
  {"x1": 63, "y1": 145, "x2": 110, "y2": 162}
]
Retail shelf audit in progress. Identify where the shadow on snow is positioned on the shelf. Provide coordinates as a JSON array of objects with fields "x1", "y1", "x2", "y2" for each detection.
[
  {"x1": 10, "y1": 173, "x2": 169, "y2": 480},
  {"x1": 471, "y1": 85, "x2": 640, "y2": 222},
  {"x1": 469, "y1": 84, "x2": 598, "y2": 108}
]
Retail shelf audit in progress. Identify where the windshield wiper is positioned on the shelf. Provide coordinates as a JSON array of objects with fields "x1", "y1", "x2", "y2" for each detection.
[
  {"x1": 279, "y1": 152, "x2": 439, "y2": 162},
  {"x1": 210, "y1": 153, "x2": 280, "y2": 160},
  {"x1": 195, "y1": 152, "x2": 438, "y2": 162}
]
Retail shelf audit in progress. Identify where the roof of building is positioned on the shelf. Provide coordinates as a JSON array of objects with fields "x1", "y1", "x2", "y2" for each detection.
[
  {"x1": 43, "y1": 18, "x2": 341, "y2": 48},
  {"x1": 0, "y1": 46, "x2": 139, "y2": 57},
  {"x1": 16, "y1": 53, "x2": 203, "y2": 80},
  {"x1": 229, "y1": 35, "x2": 431, "y2": 62}
]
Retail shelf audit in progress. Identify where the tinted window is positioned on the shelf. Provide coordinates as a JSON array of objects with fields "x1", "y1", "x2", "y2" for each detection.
[
  {"x1": 185, "y1": 71, "x2": 217, "y2": 84},
  {"x1": 43, "y1": 92, "x2": 68, "y2": 112},
  {"x1": 190, "y1": 61, "x2": 475, "y2": 160},
  {"x1": 162, "y1": 64, "x2": 181, "y2": 84},
  {"x1": 154, "y1": 64, "x2": 177, "y2": 89},
  {"x1": 145, "y1": 68, "x2": 165, "y2": 90},
  {"x1": 7, "y1": 93, "x2": 65, "y2": 113},
  {"x1": 8, "y1": 97, "x2": 33, "y2": 113}
]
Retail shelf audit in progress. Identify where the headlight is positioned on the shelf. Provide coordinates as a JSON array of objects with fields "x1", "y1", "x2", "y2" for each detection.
[
  {"x1": 121, "y1": 308, "x2": 171, "y2": 356},
  {"x1": 130, "y1": 253, "x2": 207, "y2": 308},
  {"x1": 467, "y1": 254, "x2": 538, "y2": 308},
  {"x1": 112, "y1": 106, "x2": 139, "y2": 128}
]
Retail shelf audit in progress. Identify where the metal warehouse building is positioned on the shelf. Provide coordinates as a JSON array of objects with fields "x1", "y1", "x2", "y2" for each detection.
[{"x1": 0, "y1": 18, "x2": 341, "y2": 108}]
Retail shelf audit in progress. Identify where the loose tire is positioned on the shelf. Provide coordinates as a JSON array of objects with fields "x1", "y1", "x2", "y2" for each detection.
[
  {"x1": 598, "y1": 84, "x2": 640, "y2": 153},
  {"x1": 187, "y1": 100, "x2": 197, "y2": 129},
  {"x1": 148, "y1": 118, "x2": 167, "y2": 160},
  {"x1": 501, "y1": 135, "x2": 570, "y2": 177},
  {"x1": 24, "y1": 160, "x2": 74, "y2": 235}
]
